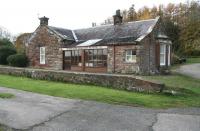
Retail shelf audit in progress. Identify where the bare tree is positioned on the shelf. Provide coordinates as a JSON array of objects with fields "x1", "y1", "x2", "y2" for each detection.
[{"x1": 0, "y1": 26, "x2": 13, "y2": 40}]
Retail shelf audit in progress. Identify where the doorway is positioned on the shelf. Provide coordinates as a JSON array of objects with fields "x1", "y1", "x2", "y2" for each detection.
[{"x1": 63, "y1": 51, "x2": 71, "y2": 70}]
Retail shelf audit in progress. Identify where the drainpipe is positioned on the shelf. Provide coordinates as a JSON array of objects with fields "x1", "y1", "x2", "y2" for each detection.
[
  {"x1": 82, "y1": 49, "x2": 85, "y2": 71},
  {"x1": 149, "y1": 35, "x2": 151, "y2": 75},
  {"x1": 113, "y1": 45, "x2": 116, "y2": 73},
  {"x1": 62, "y1": 51, "x2": 65, "y2": 70}
]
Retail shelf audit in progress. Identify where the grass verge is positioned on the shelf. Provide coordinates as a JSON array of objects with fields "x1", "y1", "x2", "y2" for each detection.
[
  {"x1": 186, "y1": 57, "x2": 200, "y2": 64},
  {"x1": 171, "y1": 57, "x2": 200, "y2": 70},
  {"x1": 0, "y1": 74, "x2": 199, "y2": 108},
  {"x1": 144, "y1": 74, "x2": 200, "y2": 93},
  {"x1": 0, "y1": 93, "x2": 14, "y2": 98}
]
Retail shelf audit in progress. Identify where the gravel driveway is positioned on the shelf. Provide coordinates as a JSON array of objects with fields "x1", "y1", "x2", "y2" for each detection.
[
  {"x1": 176, "y1": 63, "x2": 200, "y2": 79},
  {"x1": 0, "y1": 87, "x2": 200, "y2": 131}
]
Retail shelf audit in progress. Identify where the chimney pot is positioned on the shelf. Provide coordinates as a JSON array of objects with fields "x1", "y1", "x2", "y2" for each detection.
[{"x1": 39, "y1": 16, "x2": 49, "y2": 26}]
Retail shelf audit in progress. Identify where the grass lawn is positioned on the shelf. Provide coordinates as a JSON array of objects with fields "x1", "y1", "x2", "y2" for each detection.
[
  {"x1": 171, "y1": 57, "x2": 200, "y2": 70},
  {"x1": 0, "y1": 93, "x2": 14, "y2": 98},
  {"x1": 186, "y1": 57, "x2": 200, "y2": 64},
  {"x1": 144, "y1": 74, "x2": 200, "y2": 93},
  {"x1": 0, "y1": 74, "x2": 199, "y2": 108}
]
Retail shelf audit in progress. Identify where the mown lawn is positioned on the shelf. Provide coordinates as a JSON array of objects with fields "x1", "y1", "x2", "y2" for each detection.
[
  {"x1": 0, "y1": 74, "x2": 199, "y2": 108},
  {"x1": 144, "y1": 74, "x2": 200, "y2": 93},
  {"x1": 0, "y1": 93, "x2": 14, "y2": 98},
  {"x1": 170, "y1": 57, "x2": 200, "y2": 70},
  {"x1": 186, "y1": 57, "x2": 200, "y2": 64}
]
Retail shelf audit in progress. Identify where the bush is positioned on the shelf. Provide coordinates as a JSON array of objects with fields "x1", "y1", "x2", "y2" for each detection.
[
  {"x1": 0, "y1": 46, "x2": 16, "y2": 65},
  {"x1": 171, "y1": 54, "x2": 180, "y2": 65},
  {"x1": 171, "y1": 54, "x2": 187, "y2": 65},
  {"x1": 7, "y1": 54, "x2": 28, "y2": 67}
]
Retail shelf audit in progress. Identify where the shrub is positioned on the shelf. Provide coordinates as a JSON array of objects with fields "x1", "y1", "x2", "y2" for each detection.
[
  {"x1": 0, "y1": 46, "x2": 16, "y2": 65},
  {"x1": 7, "y1": 54, "x2": 28, "y2": 67},
  {"x1": 171, "y1": 54, "x2": 180, "y2": 65},
  {"x1": 171, "y1": 54, "x2": 187, "y2": 65}
]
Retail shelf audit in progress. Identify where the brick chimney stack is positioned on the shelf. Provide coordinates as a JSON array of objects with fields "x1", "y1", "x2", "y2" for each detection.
[
  {"x1": 39, "y1": 16, "x2": 49, "y2": 26},
  {"x1": 113, "y1": 10, "x2": 122, "y2": 25}
]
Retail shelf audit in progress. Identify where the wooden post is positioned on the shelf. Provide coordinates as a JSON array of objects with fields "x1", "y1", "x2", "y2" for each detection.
[{"x1": 81, "y1": 49, "x2": 85, "y2": 71}]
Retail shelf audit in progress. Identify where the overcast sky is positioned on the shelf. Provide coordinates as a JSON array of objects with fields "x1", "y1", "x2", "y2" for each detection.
[{"x1": 0, "y1": 0, "x2": 186, "y2": 35}]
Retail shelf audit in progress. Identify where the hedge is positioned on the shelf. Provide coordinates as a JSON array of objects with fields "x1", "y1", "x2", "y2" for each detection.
[
  {"x1": 7, "y1": 54, "x2": 28, "y2": 67},
  {"x1": 0, "y1": 46, "x2": 16, "y2": 65}
]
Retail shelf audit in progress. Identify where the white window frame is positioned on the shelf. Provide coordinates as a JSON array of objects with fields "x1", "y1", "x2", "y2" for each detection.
[
  {"x1": 168, "y1": 45, "x2": 171, "y2": 66},
  {"x1": 160, "y1": 44, "x2": 166, "y2": 66},
  {"x1": 40, "y1": 47, "x2": 45, "y2": 64},
  {"x1": 125, "y1": 50, "x2": 136, "y2": 63}
]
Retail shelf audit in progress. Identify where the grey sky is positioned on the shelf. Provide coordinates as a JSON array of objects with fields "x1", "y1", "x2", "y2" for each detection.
[{"x1": 0, "y1": 0, "x2": 186, "y2": 35}]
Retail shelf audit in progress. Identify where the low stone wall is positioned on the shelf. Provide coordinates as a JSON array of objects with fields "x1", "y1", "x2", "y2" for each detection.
[{"x1": 0, "y1": 66, "x2": 164, "y2": 93}]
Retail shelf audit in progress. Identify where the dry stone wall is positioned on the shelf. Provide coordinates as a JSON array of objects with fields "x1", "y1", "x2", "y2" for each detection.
[{"x1": 0, "y1": 66, "x2": 164, "y2": 93}]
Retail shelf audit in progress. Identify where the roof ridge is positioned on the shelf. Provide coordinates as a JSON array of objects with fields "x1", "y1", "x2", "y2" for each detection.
[
  {"x1": 48, "y1": 26, "x2": 74, "y2": 40},
  {"x1": 74, "y1": 24, "x2": 113, "y2": 31},
  {"x1": 72, "y1": 30, "x2": 78, "y2": 42},
  {"x1": 74, "y1": 17, "x2": 158, "y2": 31},
  {"x1": 49, "y1": 26, "x2": 72, "y2": 31},
  {"x1": 127, "y1": 18, "x2": 157, "y2": 24}
]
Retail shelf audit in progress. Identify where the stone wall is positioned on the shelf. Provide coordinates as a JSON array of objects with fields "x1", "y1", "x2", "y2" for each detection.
[
  {"x1": 138, "y1": 32, "x2": 158, "y2": 75},
  {"x1": 0, "y1": 66, "x2": 164, "y2": 93},
  {"x1": 27, "y1": 25, "x2": 63, "y2": 70},
  {"x1": 107, "y1": 45, "x2": 140, "y2": 74}
]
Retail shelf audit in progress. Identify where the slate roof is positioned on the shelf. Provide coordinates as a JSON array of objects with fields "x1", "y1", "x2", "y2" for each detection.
[
  {"x1": 93, "y1": 37, "x2": 137, "y2": 46},
  {"x1": 49, "y1": 17, "x2": 160, "y2": 46},
  {"x1": 48, "y1": 26, "x2": 75, "y2": 40},
  {"x1": 74, "y1": 18, "x2": 158, "y2": 41}
]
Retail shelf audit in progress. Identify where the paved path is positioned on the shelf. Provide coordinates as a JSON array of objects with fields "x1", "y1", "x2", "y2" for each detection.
[
  {"x1": 0, "y1": 87, "x2": 200, "y2": 131},
  {"x1": 176, "y1": 63, "x2": 200, "y2": 79}
]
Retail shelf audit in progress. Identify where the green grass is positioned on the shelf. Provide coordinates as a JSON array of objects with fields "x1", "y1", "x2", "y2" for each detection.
[
  {"x1": 0, "y1": 93, "x2": 14, "y2": 98},
  {"x1": 0, "y1": 74, "x2": 199, "y2": 108},
  {"x1": 170, "y1": 57, "x2": 200, "y2": 70},
  {"x1": 171, "y1": 57, "x2": 200, "y2": 70},
  {"x1": 144, "y1": 73, "x2": 200, "y2": 106},
  {"x1": 144, "y1": 74, "x2": 200, "y2": 93},
  {"x1": 186, "y1": 57, "x2": 200, "y2": 64}
]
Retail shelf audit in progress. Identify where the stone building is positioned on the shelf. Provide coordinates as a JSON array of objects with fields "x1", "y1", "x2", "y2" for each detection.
[
  {"x1": 15, "y1": 33, "x2": 32, "y2": 53},
  {"x1": 27, "y1": 10, "x2": 172, "y2": 74}
]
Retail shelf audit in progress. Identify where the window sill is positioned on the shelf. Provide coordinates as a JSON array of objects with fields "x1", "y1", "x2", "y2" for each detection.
[
  {"x1": 39, "y1": 64, "x2": 47, "y2": 66},
  {"x1": 71, "y1": 65, "x2": 82, "y2": 67},
  {"x1": 124, "y1": 61, "x2": 136, "y2": 64},
  {"x1": 85, "y1": 66, "x2": 107, "y2": 68},
  {"x1": 160, "y1": 63, "x2": 166, "y2": 66}
]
